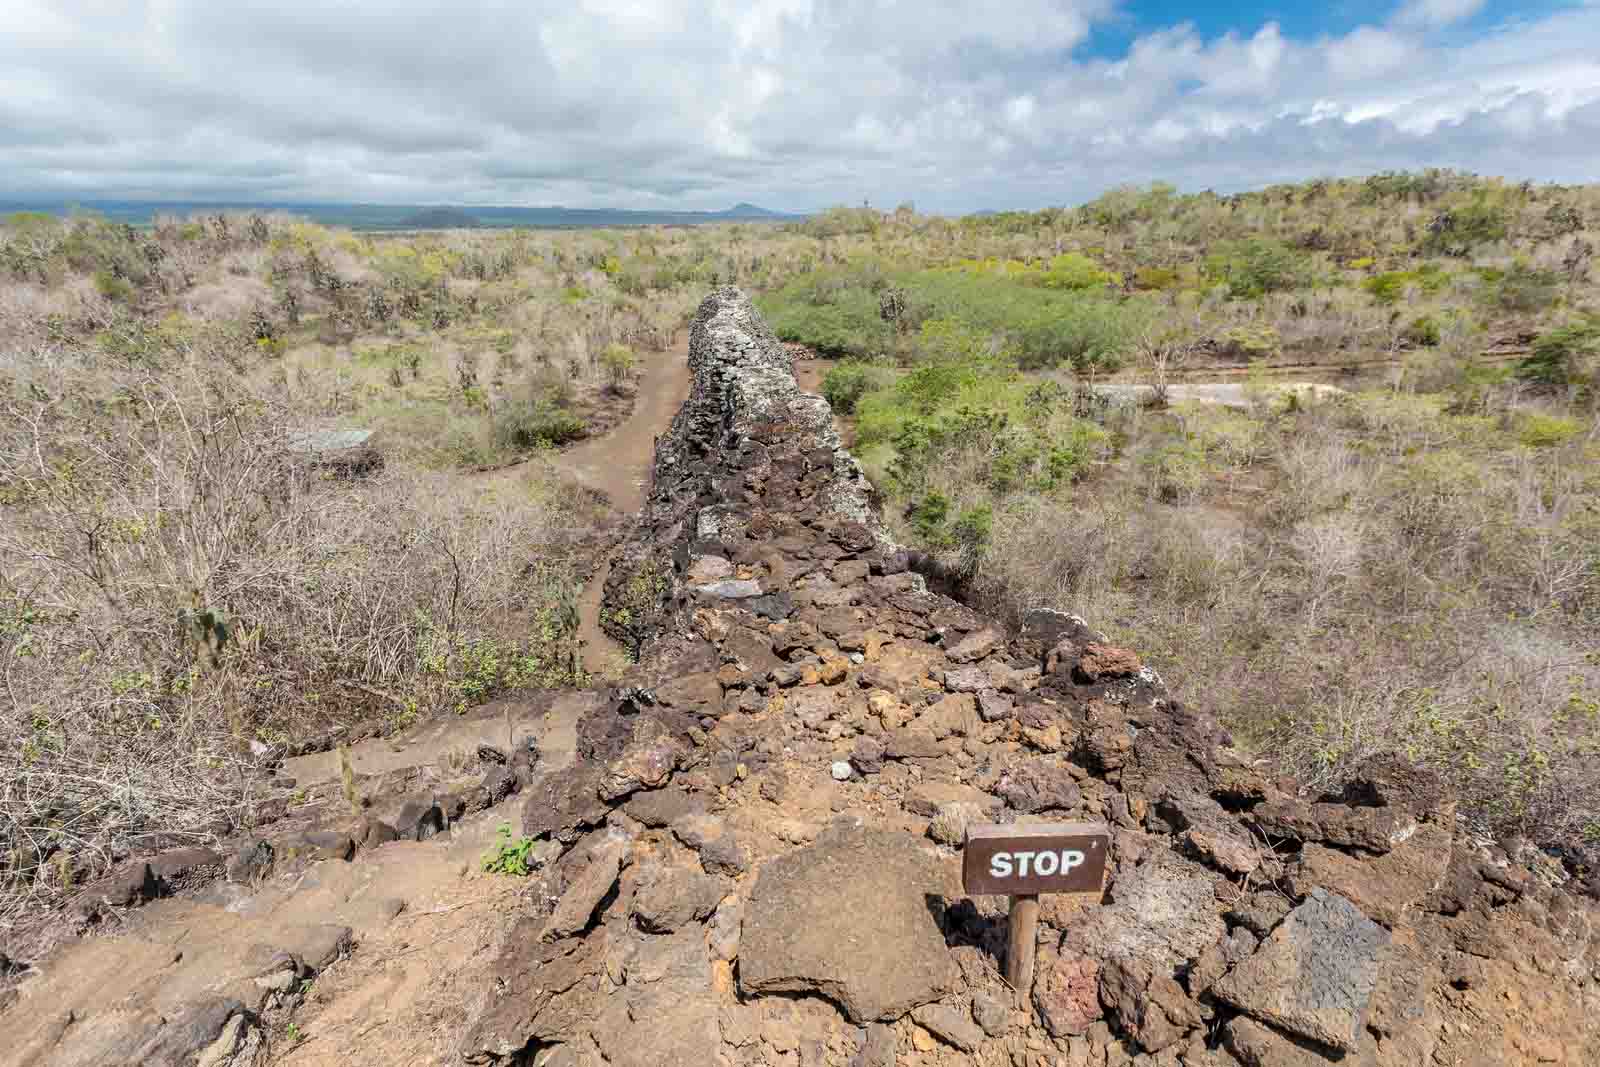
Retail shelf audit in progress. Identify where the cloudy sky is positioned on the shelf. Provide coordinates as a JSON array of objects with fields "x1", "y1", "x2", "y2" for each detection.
[{"x1": 3, "y1": 0, "x2": 1599, "y2": 212}]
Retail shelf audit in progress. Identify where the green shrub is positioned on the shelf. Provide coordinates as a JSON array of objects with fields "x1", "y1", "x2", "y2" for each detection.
[
  {"x1": 1205, "y1": 239, "x2": 1312, "y2": 299},
  {"x1": 1488, "y1": 263, "x2": 1560, "y2": 313},
  {"x1": 907, "y1": 492, "x2": 951, "y2": 543},
  {"x1": 1518, "y1": 321, "x2": 1599, "y2": 385},
  {"x1": 1516, "y1": 413, "x2": 1584, "y2": 447},
  {"x1": 93, "y1": 269, "x2": 134, "y2": 303},
  {"x1": 1133, "y1": 266, "x2": 1180, "y2": 291},
  {"x1": 821, "y1": 362, "x2": 873, "y2": 414},
  {"x1": 1403, "y1": 316, "x2": 1442, "y2": 347},
  {"x1": 600, "y1": 343, "x2": 635, "y2": 388},
  {"x1": 1421, "y1": 195, "x2": 1508, "y2": 255},
  {"x1": 759, "y1": 282, "x2": 892, "y2": 358},
  {"x1": 1363, "y1": 272, "x2": 1410, "y2": 305},
  {"x1": 1141, "y1": 437, "x2": 1210, "y2": 501},
  {"x1": 1215, "y1": 325, "x2": 1282, "y2": 362},
  {"x1": 761, "y1": 266, "x2": 1144, "y2": 373},
  {"x1": 1035, "y1": 253, "x2": 1115, "y2": 291},
  {"x1": 799, "y1": 205, "x2": 881, "y2": 237},
  {"x1": 950, "y1": 504, "x2": 993, "y2": 572},
  {"x1": 493, "y1": 399, "x2": 587, "y2": 450}
]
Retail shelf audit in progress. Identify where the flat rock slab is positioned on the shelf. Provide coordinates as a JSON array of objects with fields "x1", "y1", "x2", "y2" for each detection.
[
  {"x1": 1065, "y1": 856, "x2": 1221, "y2": 972},
  {"x1": 739, "y1": 826, "x2": 958, "y2": 1022},
  {"x1": 1214, "y1": 888, "x2": 1390, "y2": 1052},
  {"x1": 283, "y1": 690, "x2": 595, "y2": 787}
]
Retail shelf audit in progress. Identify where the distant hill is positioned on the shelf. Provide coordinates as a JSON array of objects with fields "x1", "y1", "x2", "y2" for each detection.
[
  {"x1": 399, "y1": 206, "x2": 482, "y2": 229},
  {"x1": 718, "y1": 202, "x2": 786, "y2": 218},
  {"x1": 0, "y1": 199, "x2": 804, "y2": 231}
]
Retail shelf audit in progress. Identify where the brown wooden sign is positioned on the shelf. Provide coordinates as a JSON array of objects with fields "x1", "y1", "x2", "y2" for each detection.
[{"x1": 963, "y1": 821, "x2": 1111, "y2": 896}]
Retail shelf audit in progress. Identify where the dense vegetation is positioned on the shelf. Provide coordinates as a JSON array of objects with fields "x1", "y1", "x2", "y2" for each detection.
[
  {"x1": 776, "y1": 175, "x2": 1599, "y2": 857},
  {"x1": 2, "y1": 169, "x2": 1598, "y2": 925}
]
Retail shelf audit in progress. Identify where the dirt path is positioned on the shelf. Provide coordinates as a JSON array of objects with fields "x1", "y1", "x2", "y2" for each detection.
[
  {"x1": 550, "y1": 334, "x2": 692, "y2": 676},
  {"x1": 1, "y1": 694, "x2": 596, "y2": 1067}
]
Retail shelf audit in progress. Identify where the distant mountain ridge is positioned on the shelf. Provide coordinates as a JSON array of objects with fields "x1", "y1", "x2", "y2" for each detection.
[{"x1": 0, "y1": 199, "x2": 804, "y2": 231}]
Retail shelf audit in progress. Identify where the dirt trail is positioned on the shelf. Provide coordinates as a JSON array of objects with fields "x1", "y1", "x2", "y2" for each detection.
[
  {"x1": 0, "y1": 696, "x2": 593, "y2": 1067},
  {"x1": 549, "y1": 335, "x2": 692, "y2": 676}
]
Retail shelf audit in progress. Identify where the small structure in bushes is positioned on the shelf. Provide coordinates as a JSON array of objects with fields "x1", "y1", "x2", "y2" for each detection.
[{"x1": 287, "y1": 428, "x2": 384, "y2": 475}]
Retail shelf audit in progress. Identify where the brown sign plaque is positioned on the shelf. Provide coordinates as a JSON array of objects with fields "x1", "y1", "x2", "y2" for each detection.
[{"x1": 963, "y1": 821, "x2": 1111, "y2": 896}]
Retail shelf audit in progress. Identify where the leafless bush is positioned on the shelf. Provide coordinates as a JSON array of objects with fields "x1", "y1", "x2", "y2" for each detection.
[{"x1": 0, "y1": 340, "x2": 589, "y2": 924}]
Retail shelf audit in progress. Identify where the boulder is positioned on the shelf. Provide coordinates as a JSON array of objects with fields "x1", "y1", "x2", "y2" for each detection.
[
  {"x1": 1033, "y1": 949, "x2": 1102, "y2": 1036},
  {"x1": 599, "y1": 721, "x2": 687, "y2": 801},
  {"x1": 992, "y1": 759, "x2": 1082, "y2": 814},
  {"x1": 633, "y1": 864, "x2": 728, "y2": 933},
  {"x1": 1065, "y1": 857, "x2": 1222, "y2": 972},
  {"x1": 623, "y1": 787, "x2": 702, "y2": 828},
  {"x1": 1098, "y1": 956, "x2": 1203, "y2": 1053},
  {"x1": 739, "y1": 827, "x2": 958, "y2": 1021},
  {"x1": 81, "y1": 862, "x2": 157, "y2": 910},
  {"x1": 942, "y1": 666, "x2": 990, "y2": 693},
  {"x1": 226, "y1": 839, "x2": 274, "y2": 884},
  {"x1": 522, "y1": 762, "x2": 611, "y2": 842},
  {"x1": 1222, "y1": 1015, "x2": 1350, "y2": 1067},
  {"x1": 596, "y1": 928, "x2": 721, "y2": 1067},
  {"x1": 128, "y1": 996, "x2": 260, "y2": 1067},
  {"x1": 461, "y1": 920, "x2": 611, "y2": 1058},
  {"x1": 276, "y1": 923, "x2": 353, "y2": 972},
  {"x1": 1074, "y1": 644, "x2": 1142, "y2": 682},
  {"x1": 851, "y1": 1022, "x2": 898, "y2": 1067},
  {"x1": 1212, "y1": 889, "x2": 1390, "y2": 1052},
  {"x1": 972, "y1": 991, "x2": 1011, "y2": 1037},
  {"x1": 543, "y1": 836, "x2": 626, "y2": 941},
  {"x1": 1286, "y1": 823, "x2": 1452, "y2": 927},
  {"x1": 671, "y1": 813, "x2": 748, "y2": 875},
  {"x1": 149, "y1": 848, "x2": 225, "y2": 892},
  {"x1": 910, "y1": 1003, "x2": 983, "y2": 1051},
  {"x1": 926, "y1": 802, "x2": 985, "y2": 846},
  {"x1": 945, "y1": 628, "x2": 1003, "y2": 664},
  {"x1": 1252, "y1": 797, "x2": 1418, "y2": 855}
]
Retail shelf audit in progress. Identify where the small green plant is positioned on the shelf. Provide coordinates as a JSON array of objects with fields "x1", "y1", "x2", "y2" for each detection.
[
  {"x1": 1516, "y1": 413, "x2": 1584, "y2": 448},
  {"x1": 284, "y1": 1022, "x2": 302, "y2": 1042},
  {"x1": 481, "y1": 823, "x2": 538, "y2": 876}
]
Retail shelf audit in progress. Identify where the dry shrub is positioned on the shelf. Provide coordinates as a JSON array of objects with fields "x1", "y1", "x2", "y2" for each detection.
[
  {"x1": 974, "y1": 394, "x2": 1600, "y2": 850},
  {"x1": 0, "y1": 337, "x2": 592, "y2": 923},
  {"x1": 180, "y1": 276, "x2": 274, "y2": 324}
]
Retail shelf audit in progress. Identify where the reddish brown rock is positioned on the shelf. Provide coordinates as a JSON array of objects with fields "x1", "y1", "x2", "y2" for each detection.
[
  {"x1": 1286, "y1": 823, "x2": 1453, "y2": 927},
  {"x1": 1098, "y1": 957, "x2": 1204, "y2": 1053},
  {"x1": 1033, "y1": 949, "x2": 1102, "y2": 1036},
  {"x1": 1075, "y1": 644, "x2": 1142, "y2": 682}
]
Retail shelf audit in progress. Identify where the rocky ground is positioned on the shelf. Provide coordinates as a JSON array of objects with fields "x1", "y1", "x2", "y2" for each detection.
[{"x1": 2, "y1": 287, "x2": 1597, "y2": 1066}]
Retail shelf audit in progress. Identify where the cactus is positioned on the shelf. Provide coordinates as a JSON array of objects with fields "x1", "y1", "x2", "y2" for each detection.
[
  {"x1": 178, "y1": 593, "x2": 229, "y2": 668},
  {"x1": 338, "y1": 744, "x2": 362, "y2": 814}
]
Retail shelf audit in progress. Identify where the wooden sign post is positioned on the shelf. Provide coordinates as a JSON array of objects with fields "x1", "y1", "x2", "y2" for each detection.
[{"x1": 963, "y1": 821, "x2": 1111, "y2": 991}]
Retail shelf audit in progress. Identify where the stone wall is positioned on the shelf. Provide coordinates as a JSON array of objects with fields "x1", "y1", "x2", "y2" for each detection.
[{"x1": 462, "y1": 288, "x2": 1600, "y2": 1066}]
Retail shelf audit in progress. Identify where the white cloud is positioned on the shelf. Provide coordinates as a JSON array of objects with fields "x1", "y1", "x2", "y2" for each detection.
[
  {"x1": 0, "y1": 1, "x2": 1598, "y2": 212},
  {"x1": 1394, "y1": 0, "x2": 1487, "y2": 30}
]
